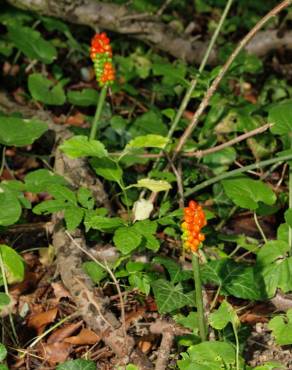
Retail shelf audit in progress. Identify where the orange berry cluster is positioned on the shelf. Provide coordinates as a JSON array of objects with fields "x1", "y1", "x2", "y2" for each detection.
[
  {"x1": 90, "y1": 33, "x2": 115, "y2": 87},
  {"x1": 181, "y1": 200, "x2": 207, "y2": 253}
]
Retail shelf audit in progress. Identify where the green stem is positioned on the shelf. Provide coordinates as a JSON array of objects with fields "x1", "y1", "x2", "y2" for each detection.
[
  {"x1": 253, "y1": 212, "x2": 267, "y2": 243},
  {"x1": 89, "y1": 85, "x2": 107, "y2": 140},
  {"x1": 232, "y1": 323, "x2": 240, "y2": 370},
  {"x1": 289, "y1": 162, "x2": 292, "y2": 254},
  {"x1": 185, "y1": 154, "x2": 292, "y2": 196},
  {"x1": 192, "y1": 252, "x2": 207, "y2": 341}
]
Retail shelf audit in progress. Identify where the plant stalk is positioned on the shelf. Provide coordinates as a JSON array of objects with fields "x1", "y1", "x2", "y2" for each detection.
[
  {"x1": 89, "y1": 85, "x2": 107, "y2": 140},
  {"x1": 192, "y1": 252, "x2": 207, "y2": 341},
  {"x1": 289, "y1": 160, "x2": 292, "y2": 254},
  {"x1": 185, "y1": 154, "x2": 292, "y2": 196}
]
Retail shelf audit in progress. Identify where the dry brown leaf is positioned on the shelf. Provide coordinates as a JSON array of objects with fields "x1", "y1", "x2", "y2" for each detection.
[
  {"x1": 51, "y1": 282, "x2": 71, "y2": 300},
  {"x1": 64, "y1": 328, "x2": 100, "y2": 345},
  {"x1": 47, "y1": 321, "x2": 83, "y2": 344},
  {"x1": 65, "y1": 112, "x2": 85, "y2": 127},
  {"x1": 41, "y1": 342, "x2": 72, "y2": 365},
  {"x1": 28, "y1": 308, "x2": 58, "y2": 334}
]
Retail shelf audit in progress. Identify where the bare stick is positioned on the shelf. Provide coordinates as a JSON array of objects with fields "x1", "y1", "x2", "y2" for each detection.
[{"x1": 173, "y1": 0, "x2": 292, "y2": 158}]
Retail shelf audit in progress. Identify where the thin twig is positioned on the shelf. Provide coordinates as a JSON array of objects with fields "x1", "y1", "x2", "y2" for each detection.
[{"x1": 173, "y1": 0, "x2": 292, "y2": 158}]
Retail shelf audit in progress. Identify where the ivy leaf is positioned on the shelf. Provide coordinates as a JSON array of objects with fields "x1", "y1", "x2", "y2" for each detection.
[
  {"x1": 28, "y1": 73, "x2": 66, "y2": 105},
  {"x1": 256, "y1": 240, "x2": 290, "y2": 266},
  {"x1": 8, "y1": 25, "x2": 57, "y2": 64},
  {"x1": 151, "y1": 279, "x2": 194, "y2": 313},
  {"x1": 56, "y1": 359, "x2": 96, "y2": 370},
  {"x1": 222, "y1": 176, "x2": 276, "y2": 210},
  {"x1": 126, "y1": 134, "x2": 169, "y2": 149},
  {"x1": 60, "y1": 136, "x2": 108, "y2": 158},
  {"x1": 67, "y1": 89, "x2": 99, "y2": 107},
  {"x1": 0, "y1": 245, "x2": 24, "y2": 284},
  {"x1": 113, "y1": 226, "x2": 142, "y2": 254},
  {"x1": 134, "y1": 178, "x2": 171, "y2": 192},
  {"x1": 0, "y1": 117, "x2": 48, "y2": 147}
]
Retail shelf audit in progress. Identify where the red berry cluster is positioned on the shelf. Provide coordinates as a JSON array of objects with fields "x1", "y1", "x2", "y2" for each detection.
[
  {"x1": 90, "y1": 32, "x2": 115, "y2": 87},
  {"x1": 181, "y1": 200, "x2": 207, "y2": 253}
]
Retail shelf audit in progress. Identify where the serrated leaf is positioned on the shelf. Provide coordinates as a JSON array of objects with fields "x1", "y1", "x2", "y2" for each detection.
[
  {"x1": 151, "y1": 279, "x2": 194, "y2": 313},
  {"x1": 0, "y1": 117, "x2": 48, "y2": 147},
  {"x1": 113, "y1": 226, "x2": 142, "y2": 254},
  {"x1": 8, "y1": 25, "x2": 57, "y2": 64},
  {"x1": 222, "y1": 176, "x2": 276, "y2": 210},
  {"x1": 268, "y1": 309, "x2": 292, "y2": 345},
  {"x1": 25, "y1": 169, "x2": 67, "y2": 193},
  {"x1": 64, "y1": 207, "x2": 84, "y2": 231},
  {"x1": 0, "y1": 245, "x2": 24, "y2": 284},
  {"x1": 56, "y1": 359, "x2": 96, "y2": 370},
  {"x1": 77, "y1": 187, "x2": 94, "y2": 209},
  {"x1": 269, "y1": 100, "x2": 292, "y2": 135},
  {"x1": 126, "y1": 134, "x2": 169, "y2": 149},
  {"x1": 209, "y1": 300, "x2": 239, "y2": 330},
  {"x1": 67, "y1": 89, "x2": 99, "y2": 106},
  {"x1": 84, "y1": 214, "x2": 124, "y2": 232},
  {"x1": 0, "y1": 187, "x2": 22, "y2": 226},
  {"x1": 134, "y1": 178, "x2": 171, "y2": 192},
  {"x1": 28, "y1": 73, "x2": 65, "y2": 105},
  {"x1": 83, "y1": 261, "x2": 107, "y2": 284},
  {"x1": 90, "y1": 157, "x2": 122, "y2": 182},
  {"x1": 60, "y1": 135, "x2": 108, "y2": 158},
  {"x1": 33, "y1": 199, "x2": 67, "y2": 215}
]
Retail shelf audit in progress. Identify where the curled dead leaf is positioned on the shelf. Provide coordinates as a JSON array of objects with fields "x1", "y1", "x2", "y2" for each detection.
[
  {"x1": 64, "y1": 328, "x2": 100, "y2": 345},
  {"x1": 28, "y1": 308, "x2": 58, "y2": 334},
  {"x1": 47, "y1": 321, "x2": 83, "y2": 344}
]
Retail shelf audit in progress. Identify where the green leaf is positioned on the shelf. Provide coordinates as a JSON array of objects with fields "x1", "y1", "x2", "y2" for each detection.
[
  {"x1": 284, "y1": 209, "x2": 292, "y2": 228},
  {"x1": 174, "y1": 312, "x2": 199, "y2": 331},
  {"x1": 25, "y1": 169, "x2": 67, "y2": 193},
  {"x1": 113, "y1": 226, "x2": 142, "y2": 254},
  {"x1": 177, "y1": 341, "x2": 236, "y2": 370},
  {"x1": 64, "y1": 207, "x2": 84, "y2": 231},
  {"x1": 222, "y1": 176, "x2": 276, "y2": 210},
  {"x1": 131, "y1": 111, "x2": 167, "y2": 137},
  {"x1": 47, "y1": 184, "x2": 76, "y2": 205},
  {"x1": 0, "y1": 245, "x2": 24, "y2": 284},
  {"x1": 28, "y1": 73, "x2": 66, "y2": 105},
  {"x1": 268, "y1": 309, "x2": 292, "y2": 345},
  {"x1": 269, "y1": 100, "x2": 292, "y2": 135},
  {"x1": 134, "y1": 178, "x2": 171, "y2": 192},
  {"x1": 151, "y1": 279, "x2": 194, "y2": 314},
  {"x1": 56, "y1": 359, "x2": 96, "y2": 370},
  {"x1": 90, "y1": 157, "x2": 122, "y2": 182},
  {"x1": 8, "y1": 25, "x2": 57, "y2": 64},
  {"x1": 0, "y1": 293, "x2": 10, "y2": 308},
  {"x1": 77, "y1": 188, "x2": 94, "y2": 210},
  {"x1": 0, "y1": 186, "x2": 22, "y2": 226},
  {"x1": 0, "y1": 117, "x2": 48, "y2": 147},
  {"x1": 84, "y1": 214, "x2": 124, "y2": 232},
  {"x1": 67, "y1": 89, "x2": 99, "y2": 107},
  {"x1": 257, "y1": 240, "x2": 290, "y2": 266},
  {"x1": 60, "y1": 136, "x2": 108, "y2": 158},
  {"x1": 82, "y1": 261, "x2": 107, "y2": 284},
  {"x1": 209, "y1": 300, "x2": 239, "y2": 330},
  {"x1": 0, "y1": 343, "x2": 7, "y2": 362},
  {"x1": 201, "y1": 259, "x2": 264, "y2": 300},
  {"x1": 33, "y1": 199, "x2": 67, "y2": 215},
  {"x1": 253, "y1": 362, "x2": 285, "y2": 370},
  {"x1": 203, "y1": 147, "x2": 236, "y2": 174},
  {"x1": 126, "y1": 134, "x2": 169, "y2": 149}
]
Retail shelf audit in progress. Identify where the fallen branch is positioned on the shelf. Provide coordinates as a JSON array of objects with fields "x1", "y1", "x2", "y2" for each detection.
[{"x1": 6, "y1": 0, "x2": 292, "y2": 64}]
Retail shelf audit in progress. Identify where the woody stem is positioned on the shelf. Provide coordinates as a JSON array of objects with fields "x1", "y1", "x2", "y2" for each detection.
[{"x1": 89, "y1": 85, "x2": 108, "y2": 140}]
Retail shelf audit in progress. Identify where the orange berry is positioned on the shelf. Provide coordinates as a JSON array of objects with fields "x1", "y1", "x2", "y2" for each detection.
[
  {"x1": 188, "y1": 200, "x2": 197, "y2": 210},
  {"x1": 198, "y1": 233, "x2": 205, "y2": 241}
]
